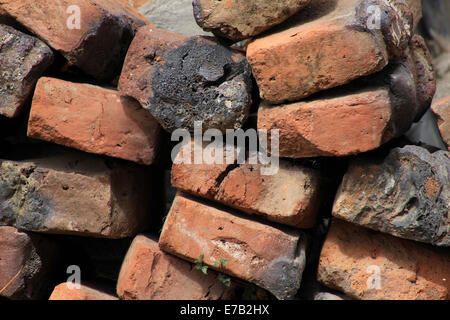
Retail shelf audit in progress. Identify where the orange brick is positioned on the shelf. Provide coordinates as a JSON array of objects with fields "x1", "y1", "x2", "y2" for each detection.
[
  {"x1": 172, "y1": 146, "x2": 322, "y2": 228},
  {"x1": 159, "y1": 193, "x2": 307, "y2": 300},
  {"x1": 49, "y1": 283, "x2": 118, "y2": 300},
  {"x1": 317, "y1": 219, "x2": 450, "y2": 300},
  {"x1": 28, "y1": 77, "x2": 161, "y2": 165},
  {"x1": 117, "y1": 234, "x2": 237, "y2": 300},
  {"x1": 258, "y1": 36, "x2": 435, "y2": 158},
  {"x1": 247, "y1": 0, "x2": 421, "y2": 103},
  {"x1": 0, "y1": 0, "x2": 149, "y2": 81}
]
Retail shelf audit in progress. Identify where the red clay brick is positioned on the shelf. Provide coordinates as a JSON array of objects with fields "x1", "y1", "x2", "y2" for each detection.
[
  {"x1": 0, "y1": 0, "x2": 149, "y2": 81},
  {"x1": 317, "y1": 219, "x2": 450, "y2": 300},
  {"x1": 49, "y1": 283, "x2": 118, "y2": 300},
  {"x1": 159, "y1": 193, "x2": 307, "y2": 300},
  {"x1": 0, "y1": 226, "x2": 59, "y2": 300},
  {"x1": 28, "y1": 77, "x2": 161, "y2": 165},
  {"x1": 117, "y1": 234, "x2": 237, "y2": 300},
  {"x1": 247, "y1": 0, "x2": 421, "y2": 103},
  {"x1": 258, "y1": 36, "x2": 435, "y2": 158},
  {"x1": 0, "y1": 149, "x2": 153, "y2": 238},
  {"x1": 172, "y1": 145, "x2": 322, "y2": 228}
]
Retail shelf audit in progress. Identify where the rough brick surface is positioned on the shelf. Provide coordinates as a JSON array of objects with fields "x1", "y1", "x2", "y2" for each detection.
[
  {"x1": 172, "y1": 146, "x2": 322, "y2": 228},
  {"x1": 0, "y1": 25, "x2": 53, "y2": 118},
  {"x1": 317, "y1": 219, "x2": 450, "y2": 300},
  {"x1": 247, "y1": 0, "x2": 421, "y2": 103},
  {"x1": 119, "y1": 25, "x2": 252, "y2": 133},
  {"x1": 333, "y1": 145, "x2": 449, "y2": 247},
  {"x1": 431, "y1": 96, "x2": 450, "y2": 150},
  {"x1": 0, "y1": 0, "x2": 148, "y2": 81},
  {"x1": 258, "y1": 38, "x2": 435, "y2": 158},
  {"x1": 28, "y1": 77, "x2": 161, "y2": 165},
  {"x1": 117, "y1": 234, "x2": 237, "y2": 300},
  {"x1": 159, "y1": 193, "x2": 307, "y2": 300},
  {"x1": 49, "y1": 283, "x2": 118, "y2": 300},
  {"x1": 193, "y1": 0, "x2": 311, "y2": 41},
  {"x1": 0, "y1": 149, "x2": 153, "y2": 238},
  {"x1": 0, "y1": 226, "x2": 59, "y2": 300}
]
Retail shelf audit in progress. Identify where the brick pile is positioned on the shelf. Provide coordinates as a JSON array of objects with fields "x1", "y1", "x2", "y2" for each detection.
[{"x1": 0, "y1": 0, "x2": 448, "y2": 301}]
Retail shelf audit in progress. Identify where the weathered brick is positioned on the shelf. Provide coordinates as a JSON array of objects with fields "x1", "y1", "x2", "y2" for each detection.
[
  {"x1": 193, "y1": 0, "x2": 311, "y2": 41},
  {"x1": 0, "y1": 0, "x2": 149, "y2": 81},
  {"x1": 0, "y1": 226, "x2": 59, "y2": 300},
  {"x1": 119, "y1": 25, "x2": 252, "y2": 133},
  {"x1": 333, "y1": 145, "x2": 449, "y2": 247},
  {"x1": 28, "y1": 77, "x2": 161, "y2": 165},
  {"x1": 317, "y1": 219, "x2": 450, "y2": 300},
  {"x1": 159, "y1": 193, "x2": 307, "y2": 300},
  {"x1": 0, "y1": 149, "x2": 153, "y2": 238},
  {"x1": 258, "y1": 37, "x2": 435, "y2": 158},
  {"x1": 49, "y1": 283, "x2": 118, "y2": 300},
  {"x1": 0, "y1": 25, "x2": 53, "y2": 118},
  {"x1": 247, "y1": 0, "x2": 421, "y2": 103},
  {"x1": 172, "y1": 144, "x2": 322, "y2": 228},
  {"x1": 117, "y1": 234, "x2": 237, "y2": 300},
  {"x1": 431, "y1": 96, "x2": 450, "y2": 151}
]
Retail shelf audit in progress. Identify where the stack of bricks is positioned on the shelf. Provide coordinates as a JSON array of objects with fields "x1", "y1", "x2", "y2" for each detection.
[{"x1": 0, "y1": 0, "x2": 449, "y2": 301}]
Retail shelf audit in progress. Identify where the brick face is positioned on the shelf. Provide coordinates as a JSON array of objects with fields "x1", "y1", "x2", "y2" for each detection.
[
  {"x1": 0, "y1": 25, "x2": 53, "y2": 118},
  {"x1": 247, "y1": 0, "x2": 421, "y2": 103},
  {"x1": 159, "y1": 193, "x2": 307, "y2": 300},
  {"x1": 0, "y1": 150, "x2": 154, "y2": 238},
  {"x1": 0, "y1": 226, "x2": 59, "y2": 300},
  {"x1": 0, "y1": 0, "x2": 149, "y2": 81},
  {"x1": 28, "y1": 77, "x2": 161, "y2": 165},
  {"x1": 317, "y1": 219, "x2": 450, "y2": 300},
  {"x1": 258, "y1": 36, "x2": 435, "y2": 158},
  {"x1": 117, "y1": 234, "x2": 237, "y2": 300},
  {"x1": 172, "y1": 145, "x2": 322, "y2": 228}
]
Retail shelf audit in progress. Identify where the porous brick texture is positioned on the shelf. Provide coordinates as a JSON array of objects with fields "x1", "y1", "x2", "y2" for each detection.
[
  {"x1": 317, "y1": 219, "x2": 450, "y2": 300},
  {"x1": 119, "y1": 25, "x2": 253, "y2": 133},
  {"x1": 247, "y1": 0, "x2": 421, "y2": 103},
  {"x1": 172, "y1": 143, "x2": 322, "y2": 228},
  {"x1": 0, "y1": 0, "x2": 449, "y2": 303},
  {"x1": 0, "y1": 149, "x2": 153, "y2": 238},
  {"x1": 28, "y1": 77, "x2": 161, "y2": 165},
  {"x1": 193, "y1": 0, "x2": 311, "y2": 41},
  {"x1": 0, "y1": 0, "x2": 149, "y2": 81},
  {"x1": 0, "y1": 25, "x2": 53, "y2": 118},
  {"x1": 258, "y1": 35, "x2": 436, "y2": 158},
  {"x1": 117, "y1": 234, "x2": 237, "y2": 300},
  {"x1": 159, "y1": 193, "x2": 307, "y2": 300},
  {"x1": 333, "y1": 145, "x2": 449, "y2": 247}
]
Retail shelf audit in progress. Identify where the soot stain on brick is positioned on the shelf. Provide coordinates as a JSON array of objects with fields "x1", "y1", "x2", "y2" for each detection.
[
  {"x1": 351, "y1": 0, "x2": 412, "y2": 57},
  {"x1": 0, "y1": 162, "x2": 53, "y2": 232},
  {"x1": 72, "y1": 14, "x2": 134, "y2": 82},
  {"x1": 148, "y1": 36, "x2": 252, "y2": 133},
  {"x1": 260, "y1": 233, "x2": 307, "y2": 300}
]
